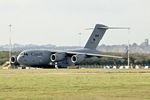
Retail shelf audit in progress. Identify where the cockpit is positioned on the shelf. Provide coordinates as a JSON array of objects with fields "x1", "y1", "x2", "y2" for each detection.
[{"x1": 20, "y1": 52, "x2": 28, "y2": 56}]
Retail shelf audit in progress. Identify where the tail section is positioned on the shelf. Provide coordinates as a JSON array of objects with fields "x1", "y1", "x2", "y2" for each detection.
[{"x1": 84, "y1": 24, "x2": 108, "y2": 49}]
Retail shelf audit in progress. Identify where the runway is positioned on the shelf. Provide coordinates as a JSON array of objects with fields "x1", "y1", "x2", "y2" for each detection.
[{"x1": 0, "y1": 69, "x2": 150, "y2": 76}]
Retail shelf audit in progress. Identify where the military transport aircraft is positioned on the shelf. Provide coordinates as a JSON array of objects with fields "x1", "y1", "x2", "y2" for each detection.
[{"x1": 10, "y1": 24, "x2": 129, "y2": 68}]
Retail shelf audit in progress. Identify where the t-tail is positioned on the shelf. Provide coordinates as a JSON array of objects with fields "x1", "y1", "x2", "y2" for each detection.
[
  {"x1": 84, "y1": 24, "x2": 108, "y2": 49},
  {"x1": 84, "y1": 24, "x2": 130, "y2": 50}
]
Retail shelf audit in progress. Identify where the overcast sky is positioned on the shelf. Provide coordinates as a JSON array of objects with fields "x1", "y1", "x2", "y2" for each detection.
[{"x1": 0, "y1": 0, "x2": 150, "y2": 46}]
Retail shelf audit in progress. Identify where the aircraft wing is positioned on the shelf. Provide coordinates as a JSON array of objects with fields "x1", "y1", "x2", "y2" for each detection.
[{"x1": 66, "y1": 52, "x2": 123, "y2": 59}]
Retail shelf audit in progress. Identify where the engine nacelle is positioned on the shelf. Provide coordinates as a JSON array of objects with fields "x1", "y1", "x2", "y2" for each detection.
[
  {"x1": 50, "y1": 53, "x2": 66, "y2": 62},
  {"x1": 10, "y1": 56, "x2": 18, "y2": 64},
  {"x1": 71, "y1": 54, "x2": 86, "y2": 64}
]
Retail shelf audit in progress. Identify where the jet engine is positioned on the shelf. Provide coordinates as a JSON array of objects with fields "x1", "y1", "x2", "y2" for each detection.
[
  {"x1": 10, "y1": 56, "x2": 18, "y2": 64},
  {"x1": 50, "y1": 53, "x2": 66, "y2": 62},
  {"x1": 71, "y1": 54, "x2": 86, "y2": 64}
]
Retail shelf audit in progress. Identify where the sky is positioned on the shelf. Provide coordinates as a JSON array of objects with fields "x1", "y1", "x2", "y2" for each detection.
[{"x1": 0, "y1": 0, "x2": 150, "y2": 46}]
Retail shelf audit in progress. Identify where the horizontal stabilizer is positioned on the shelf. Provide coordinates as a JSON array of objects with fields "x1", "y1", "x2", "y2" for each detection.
[
  {"x1": 86, "y1": 27, "x2": 130, "y2": 30},
  {"x1": 99, "y1": 27, "x2": 130, "y2": 29}
]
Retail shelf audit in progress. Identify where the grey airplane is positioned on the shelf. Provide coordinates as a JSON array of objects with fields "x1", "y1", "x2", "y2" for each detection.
[{"x1": 10, "y1": 24, "x2": 128, "y2": 68}]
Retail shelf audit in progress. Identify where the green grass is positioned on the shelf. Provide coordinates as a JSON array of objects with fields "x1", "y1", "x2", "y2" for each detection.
[{"x1": 0, "y1": 69, "x2": 150, "y2": 100}]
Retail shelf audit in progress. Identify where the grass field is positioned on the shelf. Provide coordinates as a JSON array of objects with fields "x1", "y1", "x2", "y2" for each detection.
[{"x1": 0, "y1": 69, "x2": 150, "y2": 100}]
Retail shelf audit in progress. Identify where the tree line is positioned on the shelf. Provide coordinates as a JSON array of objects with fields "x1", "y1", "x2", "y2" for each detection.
[{"x1": 0, "y1": 51, "x2": 150, "y2": 66}]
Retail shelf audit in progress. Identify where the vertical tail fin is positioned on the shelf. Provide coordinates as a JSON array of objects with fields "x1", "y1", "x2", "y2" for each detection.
[{"x1": 84, "y1": 24, "x2": 108, "y2": 49}]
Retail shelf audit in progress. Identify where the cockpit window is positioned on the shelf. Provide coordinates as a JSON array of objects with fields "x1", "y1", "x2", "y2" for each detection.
[
  {"x1": 24, "y1": 52, "x2": 28, "y2": 56},
  {"x1": 20, "y1": 52, "x2": 28, "y2": 56}
]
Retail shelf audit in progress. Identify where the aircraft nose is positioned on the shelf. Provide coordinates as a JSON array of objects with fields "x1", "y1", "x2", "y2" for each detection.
[{"x1": 17, "y1": 55, "x2": 24, "y2": 64}]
